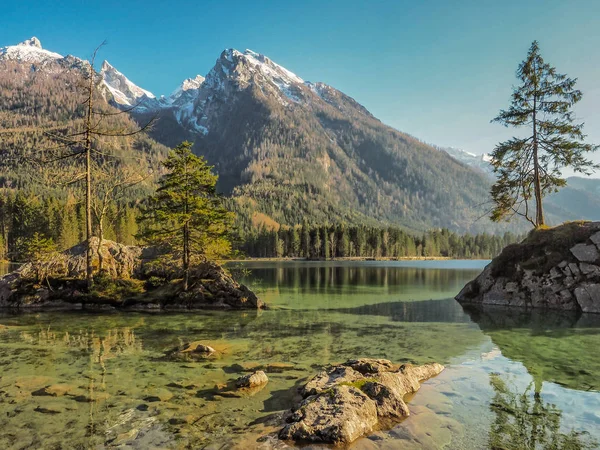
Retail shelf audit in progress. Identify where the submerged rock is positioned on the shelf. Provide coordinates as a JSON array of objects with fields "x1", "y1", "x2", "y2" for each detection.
[
  {"x1": 0, "y1": 239, "x2": 262, "y2": 310},
  {"x1": 143, "y1": 391, "x2": 173, "y2": 403},
  {"x1": 166, "y1": 341, "x2": 221, "y2": 361},
  {"x1": 178, "y1": 342, "x2": 216, "y2": 356},
  {"x1": 225, "y1": 361, "x2": 297, "y2": 374},
  {"x1": 31, "y1": 384, "x2": 74, "y2": 397},
  {"x1": 279, "y1": 358, "x2": 444, "y2": 446},
  {"x1": 456, "y1": 222, "x2": 600, "y2": 314},
  {"x1": 34, "y1": 404, "x2": 65, "y2": 415},
  {"x1": 235, "y1": 370, "x2": 269, "y2": 388}
]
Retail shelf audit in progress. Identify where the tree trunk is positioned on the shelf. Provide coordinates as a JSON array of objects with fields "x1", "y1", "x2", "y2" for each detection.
[
  {"x1": 85, "y1": 66, "x2": 94, "y2": 289},
  {"x1": 532, "y1": 98, "x2": 545, "y2": 227},
  {"x1": 533, "y1": 144, "x2": 544, "y2": 227},
  {"x1": 97, "y1": 220, "x2": 104, "y2": 273},
  {"x1": 183, "y1": 222, "x2": 189, "y2": 291},
  {"x1": 182, "y1": 156, "x2": 190, "y2": 292}
]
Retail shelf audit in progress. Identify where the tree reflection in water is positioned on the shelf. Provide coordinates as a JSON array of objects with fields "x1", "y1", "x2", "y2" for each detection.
[{"x1": 488, "y1": 374, "x2": 597, "y2": 450}]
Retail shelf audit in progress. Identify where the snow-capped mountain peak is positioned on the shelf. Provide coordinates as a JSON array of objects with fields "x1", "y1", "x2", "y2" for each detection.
[
  {"x1": 100, "y1": 60, "x2": 158, "y2": 110},
  {"x1": 242, "y1": 49, "x2": 304, "y2": 85},
  {"x1": 180, "y1": 74, "x2": 205, "y2": 91},
  {"x1": 0, "y1": 36, "x2": 63, "y2": 64},
  {"x1": 19, "y1": 37, "x2": 42, "y2": 49},
  {"x1": 203, "y1": 48, "x2": 306, "y2": 104}
]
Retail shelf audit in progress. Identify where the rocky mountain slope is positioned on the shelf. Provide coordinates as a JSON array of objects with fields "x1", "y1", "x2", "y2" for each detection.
[{"x1": 127, "y1": 48, "x2": 500, "y2": 232}]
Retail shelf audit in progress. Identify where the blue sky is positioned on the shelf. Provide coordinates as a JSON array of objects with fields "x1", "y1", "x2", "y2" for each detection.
[{"x1": 2, "y1": 0, "x2": 600, "y2": 162}]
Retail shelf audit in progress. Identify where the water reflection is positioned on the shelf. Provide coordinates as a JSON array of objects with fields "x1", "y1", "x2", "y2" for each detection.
[
  {"x1": 239, "y1": 261, "x2": 484, "y2": 308},
  {"x1": 333, "y1": 298, "x2": 473, "y2": 323},
  {"x1": 488, "y1": 374, "x2": 598, "y2": 449},
  {"x1": 245, "y1": 263, "x2": 481, "y2": 293},
  {"x1": 463, "y1": 305, "x2": 600, "y2": 392}
]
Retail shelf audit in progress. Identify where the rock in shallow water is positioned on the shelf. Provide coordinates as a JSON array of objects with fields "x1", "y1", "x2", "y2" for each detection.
[
  {"x1": 178, "y1": 341, "x2": 216, "y2": 355},
  {"x1": 236, "y1": 370, "x2": 269, "y2": 388},
  {"x1": 278, "y1": 358, "x2": 444, "y2": 446}
]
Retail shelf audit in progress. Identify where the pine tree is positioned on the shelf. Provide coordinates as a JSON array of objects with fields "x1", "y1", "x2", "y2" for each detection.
[
  {"x1": 491, "y1": 40, "x2": 598, "y2": 227},
  {"x1": 20, "y1": 232, "x2": 57, "y2": 283},
  {"x1": 137, "y1": 142, "x2": 233, "y2": 291},
  {"x1": 290, "y1": 226, "x2": 300, "y2": 257},
  {"x1": 301, "y1": 221, "x2": 310, "y2": 258}
]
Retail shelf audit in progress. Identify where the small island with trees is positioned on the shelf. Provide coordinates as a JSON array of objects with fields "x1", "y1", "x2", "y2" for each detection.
[
  {"x1": 458, "y1": 41, "x2": 600, "y2": 314},
  {"x1": 0, "y1": 142, "x2": 262, "y2": 310}
]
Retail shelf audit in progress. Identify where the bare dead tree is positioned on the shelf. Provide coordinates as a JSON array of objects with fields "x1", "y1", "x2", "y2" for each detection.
[
  {"x1": 90, "y1": 161, "x2": 146, "y2": 272},
  {"x1": 9, "y1": 42, "x2": 155, "y2": 289}
]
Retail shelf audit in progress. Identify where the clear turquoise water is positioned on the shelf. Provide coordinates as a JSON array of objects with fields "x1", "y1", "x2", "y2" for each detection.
[{"x1": 0, "y1": 260, "x2": 598, "y2": 449}]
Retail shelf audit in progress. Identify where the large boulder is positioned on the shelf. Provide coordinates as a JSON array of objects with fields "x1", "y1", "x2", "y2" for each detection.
[
  {"x1": 456, "y1": 221, "x2": 600, "y2": 313},
  {"x1": 17, "y1": 237, "x2": 144, "y2": 280},
  {"x1": 178, "y1": 262, "x2": 262, "y2": 309},
  {"x1": 279, "y1": 358, "x2": 444, "y2": 446}
]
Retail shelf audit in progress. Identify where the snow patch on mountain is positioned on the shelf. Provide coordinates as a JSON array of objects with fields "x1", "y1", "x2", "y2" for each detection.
[
  {"x1": 0, "y1": 37, "x2": 63, "y2": 64},
  {"x1": 100, "y1": 60, "x2": 157, "y2": 110},
  {"x1": 242, "y1": 49, "x2": 304, "y2": 103},
  {"x1": 243, "y1": 49, "x2": 304, "y2": 84},
  {"x1": 441, "y1": 147, "x2": 493, "y2": 175},
  {"x1": 171, "y1": 75, "x2": 205, "y2": 98},
  {"x1": 175, "y1": 100, "x2": 208, "y2": 135},
  {"x1": 167, "y1": 74, "x2": 205, "y2": 106}
]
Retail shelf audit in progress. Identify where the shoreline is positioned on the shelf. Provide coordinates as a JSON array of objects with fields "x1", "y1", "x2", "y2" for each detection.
[
  {"x1": 222, "y1": 256, "x2": 490, "y2": 263},
  {"x1": 2, "y1": 256, "x2": 490, "y2": 269}
]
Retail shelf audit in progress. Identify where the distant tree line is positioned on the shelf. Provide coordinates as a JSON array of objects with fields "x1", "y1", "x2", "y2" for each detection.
[
  {"x1": 237, "y1": 223, "x2": 521, "y2": 260},
  {"x1": 0, "y1": 189, "x2": 521, "y2": 262}
]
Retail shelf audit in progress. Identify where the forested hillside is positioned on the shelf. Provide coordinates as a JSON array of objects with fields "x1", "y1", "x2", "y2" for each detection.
[{"x1": 0, "y1": 57, "x2": 168, "y2": 258}]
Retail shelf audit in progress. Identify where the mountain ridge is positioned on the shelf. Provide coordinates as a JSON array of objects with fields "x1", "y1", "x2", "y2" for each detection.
[{"x1": 4, "y1": 36, "x2": 595, "y2": 233}]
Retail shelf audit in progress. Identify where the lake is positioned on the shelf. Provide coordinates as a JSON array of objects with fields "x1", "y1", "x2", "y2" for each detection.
[{"x1": 0, "y1": 260, "x2": 598, "y2": 449}]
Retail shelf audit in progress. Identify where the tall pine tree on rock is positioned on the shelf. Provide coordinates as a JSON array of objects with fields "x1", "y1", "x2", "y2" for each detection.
[
  {"x1": 490, "y1": 40, "x2": 598, "y2": 227},
  {"x1": 137, "y1": 142, "x2": 232, "y2": 291}
]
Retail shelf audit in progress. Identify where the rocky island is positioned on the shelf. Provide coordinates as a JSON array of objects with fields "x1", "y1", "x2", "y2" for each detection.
[
  {"x1": 456, "y1": 221, "x2": 600, "y2": 313},
  {"x1": 0, "y1": 238, "x2": 262, "y2": 310}
]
